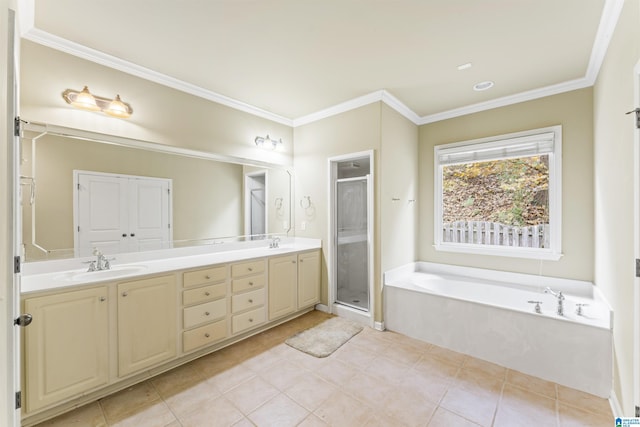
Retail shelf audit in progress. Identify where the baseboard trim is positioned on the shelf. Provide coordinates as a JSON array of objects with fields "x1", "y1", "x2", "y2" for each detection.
[
  {"x1": 315, "y1": 304, "x2": 330, "y2": 313},
  {"x1": 609, "y1": 389, "x2": 624, "y2": 417},
  {"x1": 374, "y1": 321, "x2": 385, "y2": 331}
]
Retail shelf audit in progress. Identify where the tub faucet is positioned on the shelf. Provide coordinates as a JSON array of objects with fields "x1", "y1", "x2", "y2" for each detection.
[{"x1": 544, "y1": 287, "x2": 565, "y2": 316}]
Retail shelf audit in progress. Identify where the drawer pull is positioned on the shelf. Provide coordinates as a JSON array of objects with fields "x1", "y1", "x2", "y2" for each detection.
[
  {"x1": 205, "y1": 333, "x2": 210, "y2": 338},
  {"x1": 291, "y1": 260, "x2": 296, "y2": 264},
  {"x1": 99, "y1": 297, "x2": 106, "y2": 302},
  {"x1": 205, "y1": 275, "x2": 211, "y2": 280},
  {"x1": 249, "y1": 318, "x2": 253, "y2": 323},
  {"x1": 205, "y1": 311, "x2": 210, "y2": 316},
  {"x1": 205, "y1": 291, "x2": 211, "y2": 296},
  {"x1": 248, "y1": 299, "x2": 253, "y2": 303},
  {"x1": 122, "y1": 292, "x2": 128, "y2": 297},
  {"x1": 249, "y1": 282, "x2": 254, "y2": 286},
  {"x1": 248, "y1": 267, "x2": 253, "y2": 272}
]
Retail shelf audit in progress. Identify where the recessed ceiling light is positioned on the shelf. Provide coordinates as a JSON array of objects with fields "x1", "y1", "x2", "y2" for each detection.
[
  {"x1": 457, "y1": 62, "x2": 472, "y2": 71},
  {"x1": 473, "y1": 81, "x2": 494, "y2": 91}
]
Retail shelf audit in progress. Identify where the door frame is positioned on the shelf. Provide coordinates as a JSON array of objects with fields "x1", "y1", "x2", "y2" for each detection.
[
  {"x1": 243, "y1": 170, "x2": 267, "y2": 238},
  {"x1": 327, "y1": 150, "x2": 374, "y2": 327},
  {"x1": 634, "y1": 58, "x2": 640, "y2": 416}
]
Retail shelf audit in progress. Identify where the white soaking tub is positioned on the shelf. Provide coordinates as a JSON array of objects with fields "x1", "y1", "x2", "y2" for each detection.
[{"x1": 383, "y1": 262, "x2": 612, "y2": 398}]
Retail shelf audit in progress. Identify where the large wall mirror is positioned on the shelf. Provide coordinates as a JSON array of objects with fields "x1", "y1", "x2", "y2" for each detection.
[{"x1": 20, "y1": 123, "x2": 292, "y2": 262}]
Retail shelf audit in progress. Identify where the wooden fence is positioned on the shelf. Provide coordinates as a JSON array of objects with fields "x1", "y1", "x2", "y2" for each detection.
[{"x1": 442, "y1": 221, "x2": 550, "y2": 248}]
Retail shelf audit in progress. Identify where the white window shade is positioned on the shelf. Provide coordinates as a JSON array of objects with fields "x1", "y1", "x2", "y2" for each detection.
[{"x1": 437, "y1": 132, "x2": 555, "y2": 166}]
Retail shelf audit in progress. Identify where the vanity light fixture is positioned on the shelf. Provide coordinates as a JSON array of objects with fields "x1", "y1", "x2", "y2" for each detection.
[
  {"x1": 62, "y1": 86, "x2": 133, "y2": 118},
  {"x1": 254, "y1": 134, "x2": 283, "y2": 149}
]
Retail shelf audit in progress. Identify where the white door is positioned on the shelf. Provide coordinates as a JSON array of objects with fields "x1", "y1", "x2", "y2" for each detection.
[
  {"x1": 129, "y1": 178, "x2": 171, "y2": 252},
  {"x1": 634, "y1": 59, "x2": 640, "y2": 416},
  {"x1": 75, "y1": 172, "x2": 172, "y2": 256},
  {"x1": 76, "y1": 173, "x2": 129, "y2": 256}
]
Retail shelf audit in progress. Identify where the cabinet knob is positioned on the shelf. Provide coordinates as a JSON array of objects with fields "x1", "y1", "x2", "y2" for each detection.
[
  {"x1": 99, "y1": 297, "x2": 106, "y2": 302},
  {"x1": 249, "y1": 282, "x2": 254, "y2": 286},
  {"x1": 292, "y1": 260, "x2": 296, "y2": 264},
  {"x1": 205, "y1": 311, "x2": 210, "y2": 316},
  {"x1": 122, "y1": 233, "x2": 127, "y2": 237},
  {"x1": 205, "y1": 292, "x2": 211, "y2": 296},
  {"x1": 122, "y1": 292, "x2": 128, "y2": 297},
  {"x1": 248, "y1": 267, "x2": 253, "y2": 272},
  {"x1": 205, "y1": 275, "x2": 211, "y2": 280},
  {"x1": 300, "y1": 259, "x2": 304, "y2": 263},
  {"x1": 248, "y1": 299, "x2": 253, "y2": 303},
  {"x1": 205, "y1": 333, "x2": 210, "y2": 338},
  {"x1": 249, "y1": 318, "x2": 253, "y2": 323}
]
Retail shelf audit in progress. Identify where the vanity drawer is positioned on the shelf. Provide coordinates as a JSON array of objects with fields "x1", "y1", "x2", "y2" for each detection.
[
  {"x1": 183, "y1": 283, "x2": 226, "y2": 306},
  {"x1": 183, "y1": 299, "x2": 226, "y2": 329},
  {"x1": 231, "y1": 288, "x2": 265, "y2": 313},
  {"x1": 231, "y1": 275, "x2": 265, "y2": 293},
  {"x1": 183, "y1": 266, "x2": 227, "y2": 288},
  {"x1": 232, "y1": 307, "x2": 266, "y2": 334},
  {"x1": 231, "y1": 260, "x2": 265, "y2": 278},
  {"x1": 183, "y1": 319, "x2": 227, "y2": 352}
]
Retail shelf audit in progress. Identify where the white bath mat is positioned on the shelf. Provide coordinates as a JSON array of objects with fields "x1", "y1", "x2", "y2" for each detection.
[{"x1": 285, "y1": 317, "x2": 363, "y2": 358}]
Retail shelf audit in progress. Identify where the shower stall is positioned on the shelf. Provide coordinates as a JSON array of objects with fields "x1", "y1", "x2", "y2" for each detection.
[{"x1": 330, "y1": 152, "x2": 373, "y2": 318}]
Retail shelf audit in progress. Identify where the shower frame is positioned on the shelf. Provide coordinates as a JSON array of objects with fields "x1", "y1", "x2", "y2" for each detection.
[{"x1": 328, "y1": 150, "x2": 374, "y2": 327}]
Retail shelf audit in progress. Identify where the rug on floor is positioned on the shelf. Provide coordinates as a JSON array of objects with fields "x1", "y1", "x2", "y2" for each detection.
[{"x1": 285, "y1": 316, "x2": 364, "y2": 358}]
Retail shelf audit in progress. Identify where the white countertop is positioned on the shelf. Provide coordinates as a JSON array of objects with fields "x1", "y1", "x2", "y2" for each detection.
[{"x1": 21, "y1": 237, "x2": 321, "y2": 294}]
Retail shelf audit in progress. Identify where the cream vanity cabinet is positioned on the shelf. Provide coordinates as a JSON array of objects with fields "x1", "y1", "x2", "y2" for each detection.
[
  {"x1": 181, "y1": 265, "x2": 228, "y2": 353},
  {"x1": 23, "y1": 286, "x2": 109, "y2": 412},
  {"x1": 269, "y1": 250, "x2": 320, "y2": 320},
  {"x1": 117, "y1": 275, "x2": 177, "y2": 377},
  {"x1": 231, "y1": 259, "x2": 267, "y2": 334}
]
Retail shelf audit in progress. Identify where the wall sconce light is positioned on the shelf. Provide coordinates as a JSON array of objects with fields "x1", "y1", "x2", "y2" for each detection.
[
  {"x1": 254, "y1": 134, "x2": 283, "y2": 149},
  {"x1": 62, "y1": 86, "x2": 133, "y2": 119}
]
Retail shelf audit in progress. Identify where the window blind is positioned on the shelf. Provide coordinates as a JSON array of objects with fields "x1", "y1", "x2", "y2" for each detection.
[{"x1": 437, "y1": 132, "x2": 555, "y2": 166}]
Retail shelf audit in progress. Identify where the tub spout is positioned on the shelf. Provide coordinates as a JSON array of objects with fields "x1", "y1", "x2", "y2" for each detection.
[{"x1": 544, "y1": 287, "x2": 565, "y2": 316}]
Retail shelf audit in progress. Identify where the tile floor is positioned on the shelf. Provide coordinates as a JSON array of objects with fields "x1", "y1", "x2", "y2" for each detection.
[{"x1": 34, "y1": 310, "x2": 614, "y2": 427}]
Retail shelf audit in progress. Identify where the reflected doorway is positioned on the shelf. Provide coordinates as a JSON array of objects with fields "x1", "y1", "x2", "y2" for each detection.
[{"x1": 244, "y1": 171, "x2": 266, "y2": 238}]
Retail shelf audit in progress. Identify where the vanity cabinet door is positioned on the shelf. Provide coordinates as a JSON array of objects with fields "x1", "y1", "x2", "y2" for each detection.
[
  {"x1": 268, "y1": 254, "x2": 297, "y2": 320},
  {"x1": 298, "y1": 250, "x2": 320, "y2": 309},
  {"x1": 23, "y1": 287, "x2": 109, "y2": 412},
  {"x1": 117, "y1": 275, "x2": 177, "y2": 377}
]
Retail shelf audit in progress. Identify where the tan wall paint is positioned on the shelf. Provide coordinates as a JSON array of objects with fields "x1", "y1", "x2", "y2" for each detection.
[
  {"x1": 594, "y1": 0, "x2": 640, "y2": 415},
  {"x1": 419, "y1": 88, "x2": 594, "y2": 281},
  {"x1": 19, "y1": 41, "x2": 294, "y2": 167},
  {"x1": 21, "y1": 134, "x2": 244, "y2": 259}
]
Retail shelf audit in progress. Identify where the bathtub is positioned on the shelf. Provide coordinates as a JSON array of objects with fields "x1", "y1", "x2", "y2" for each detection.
[{"x1": 383, "y1": 262, "x2": 613, "y2": 398}]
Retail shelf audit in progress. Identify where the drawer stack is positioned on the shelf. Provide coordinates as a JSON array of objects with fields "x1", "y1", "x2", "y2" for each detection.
[
  {"x1": 230, "y1": 259, "x2": 267, "y2": 335},
  {"x1": 182, "y1": 265, "x2": 228, "y2": 353}
]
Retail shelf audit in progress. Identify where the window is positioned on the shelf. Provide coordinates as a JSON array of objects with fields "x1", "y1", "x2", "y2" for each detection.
[{"x1": 434, "y1": 126, "x2": 562, "y2": 260}]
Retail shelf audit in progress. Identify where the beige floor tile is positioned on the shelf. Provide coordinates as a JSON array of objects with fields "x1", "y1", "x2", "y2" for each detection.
[
  {"x1": 36, "y1": 402, "x2": 107, "y2": 427},
  {"x1": 209, "y1": 363, "x2": 257, "y2": 393},
  {"x1": 428, "y1": 345, "x2": 468, "y2": 367},
  {"x1": 313, "y1": 390, "x2": 372, "y2": 426},
  {"x1": 413, "y1": 353, "x2": 460, "y2": 380},
  {"x1": 99, "y1": 381, "x2": 161, "y2": 424},
  {"x1": 398, "y1": 367, "x2": 452, "y2": 404},
  {"x1": 382, "y1": 387, "x2": 438, "y2": 427},
  {"x1": 364, "y1": 355, "x2": 412, "y2": 384},
  {"x1": 179, "y1": 395, "x2": 244, "y2": 427},
  {"x1": 298, "y1": 414, "x2": 330, "y2": 426},
  {"x1": 231, "y1": 417, "x2": 255, "y2": 427},
  {"x1": 162, "y1": 378, "x2": 221, "y2": 418},
  {"x1": 151, "y1": 362, "x2": 204, "y2": 398},
  {"x1": 462, "y1": 357, "x2": 507, "y2": 381},
  {"x1": 362, "y1": 409, "x2": 409, "y2": 427},
  {"x1": 284, "y1": 374, "x2": 337, "y2": 411},
  {"x1": 248, "y1": 393, "x2": 309, "y2": 427},
  {"x1": 259, "y1": 359, "x2": 307, "y2": 390},
  {"x1": 108, "y1": 400, "x2": 176, "y2": 427},
  {"x1": 506, "y1": 369, "x2": 557, "y2": 399},
  {"x1": 349, "y1": 331, "x2": 393, "y2": 353},
  {"x1": 342, "y1": 370, "x2": 396, "y2": 409},
  {"x1": 224, "y1": 376, "x2": 279, "y2": 414},
  {"x1": 380, "y1": 341, "x2": 425, "y2": 366},
  {"x1": 493, "y1": 383, "x2": 557, "y2": 427},
  {"x1": 451, "y1": 366, "x2": 504, "y2": 396},
  {"x1": 557, "y1": 385, "x2": 612, "y2": 416},
  {"x1": 427, "y1": 407, "x2": 482, "y2": 426},
  {"x1": 283, "y1": 345, "x2": 332, "y2": 371},
  {"x1": 164, "y1": 421, "x2": 181, "y2": 427},
  {"x1": 440, "y1": 384, "x2": 501, "y2": 427},
  {"x1": 241, "y1": 346, "x2": 283, "y2": 372},
  {"x1": 332, "y1": 341, "x2": 377, "y2": 368},
  {"x1": 191, "y1": 349, "x2": 239, "y2": 378},
  {"x1": 315, "y1": 358, "x2": 359, "y2": 388},
  {"x1": 558, "y1": 402, "x2": 614, "y2": 427}
]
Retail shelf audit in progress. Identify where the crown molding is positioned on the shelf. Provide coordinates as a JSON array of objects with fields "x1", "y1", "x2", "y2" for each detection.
[
  {"x1": 19, "y1": 0, "x2": 624, "y2": 128},
  {"x1": 21, "y1": 28, "x2": 294, "y2": 127}
]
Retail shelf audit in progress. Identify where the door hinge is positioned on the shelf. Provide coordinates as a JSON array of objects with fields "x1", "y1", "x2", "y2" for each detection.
[
  {"x1": 636, "y1": 259, "x2": 640, "y2": 278},
  {"x1": 14, "y1": 256, "x2": 20, "y2": 274},
  {"x1": 14, "y1": 116, "x2": 22, "y2": 137},
  {"x1": 626, "y1": 108, "x2": 640, "y2": 129},
  {"x1": 15, "y1": 391, "x2": 21, "y2": 409},
  {"x1": 636, "y1": 405, "x2": 640, "y2": 417}
]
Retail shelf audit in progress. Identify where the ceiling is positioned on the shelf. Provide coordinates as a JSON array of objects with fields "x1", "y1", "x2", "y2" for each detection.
[{"x1": 23, "y1": 0, "x2": 617, "y2": 125}]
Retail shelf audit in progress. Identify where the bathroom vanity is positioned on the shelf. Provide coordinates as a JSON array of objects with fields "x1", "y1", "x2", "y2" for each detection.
[{"x1": 19, "y1": 239, "x2": 321, "y2": 426}]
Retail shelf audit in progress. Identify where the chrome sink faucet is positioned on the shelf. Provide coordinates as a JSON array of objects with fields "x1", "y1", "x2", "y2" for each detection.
[
  {"x1": 544, "y1": 286, "x2": 565, "y2": 316},
  {"x1": 269, "y1": 236, "x2": 281, "y2": 249},
  {"x1": 86, "y1": 248, "x2": 114, "y2": 271}
]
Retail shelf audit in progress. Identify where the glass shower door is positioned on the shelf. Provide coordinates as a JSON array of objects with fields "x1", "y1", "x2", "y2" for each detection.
[{"x1": 336, "y1": 177, "x2": 369, "y2": 311}]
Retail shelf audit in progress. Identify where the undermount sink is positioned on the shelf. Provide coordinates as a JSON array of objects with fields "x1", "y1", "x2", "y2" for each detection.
[{"x1": 53, "y1": 265, "x2": 149, "y2": 282}]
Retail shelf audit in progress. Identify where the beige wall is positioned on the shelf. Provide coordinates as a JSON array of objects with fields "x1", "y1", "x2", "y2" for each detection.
[
  {"x1": 593, "y1": 0, "x2": 640, "y2": 415},
  {"x1": 419, "y1": 88, "x2": 594, "y2": 281},
  {"x1": 20, "y1": 41, "x2": 294, "y2": 167},
  {"x1": 21, "y1": 134, "x2": 245, "y2": 260}
]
